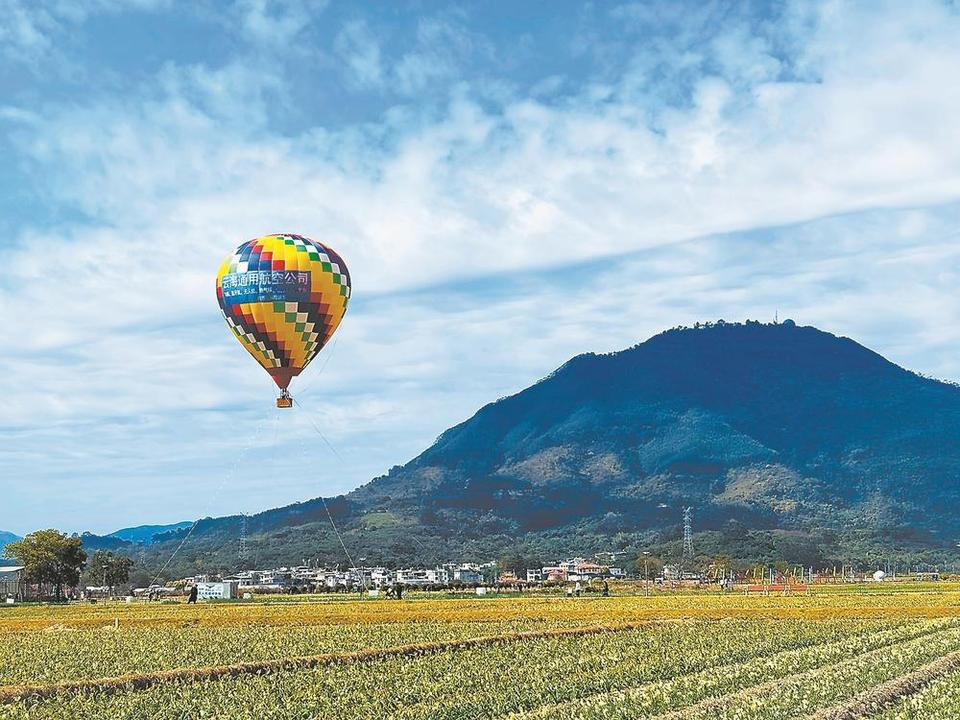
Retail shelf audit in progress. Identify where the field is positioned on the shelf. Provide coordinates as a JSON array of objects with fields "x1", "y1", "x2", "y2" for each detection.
[{"x1": 4, "y1": 587, "x2": 960, "y2": 718}]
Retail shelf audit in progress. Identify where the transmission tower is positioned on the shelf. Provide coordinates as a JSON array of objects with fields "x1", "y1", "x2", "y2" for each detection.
[
  {"x1": 682, "y1": 507, "x2": 694, "y2": 562},
  {"x1": 238, "y1": 513, "x2": 250, "y2": 562}
]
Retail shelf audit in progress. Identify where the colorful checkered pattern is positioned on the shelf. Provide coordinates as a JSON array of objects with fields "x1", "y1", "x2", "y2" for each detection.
[{"x1": 216, "y1": 234, "x2": 351, "y2": 389}]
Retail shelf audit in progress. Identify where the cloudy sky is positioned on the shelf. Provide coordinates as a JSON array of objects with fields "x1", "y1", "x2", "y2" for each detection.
[{"x1": 3, "y1": 0, "x2": 960, "y2": 535}]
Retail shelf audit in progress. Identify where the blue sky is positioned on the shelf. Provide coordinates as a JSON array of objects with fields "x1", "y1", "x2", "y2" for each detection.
[{"x1": 3, "y1": 0, "x2": 960, "y2": 535}]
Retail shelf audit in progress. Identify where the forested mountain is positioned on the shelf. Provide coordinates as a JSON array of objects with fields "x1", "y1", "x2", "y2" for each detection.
[
  {"x1": 108, "y1": 522, "x2": 192, "y2": 545},
  {"x1": 0, "y1": 531, "x2": 19, "y2": 558},
  {"x1": 130, "y1": 322, "x2": 960, "y2": 575}
]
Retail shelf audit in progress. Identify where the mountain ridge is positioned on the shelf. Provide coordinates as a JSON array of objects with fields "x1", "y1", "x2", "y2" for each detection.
[
  {"x1": 108, "y1": 522, "x2": 192, "y2": 545},
  {"x1": 106, "y1": 321, "x2": 960, "y2": 575},
  {"x1": 0, "y1": 531, "x2": 20, "y2": 558}
]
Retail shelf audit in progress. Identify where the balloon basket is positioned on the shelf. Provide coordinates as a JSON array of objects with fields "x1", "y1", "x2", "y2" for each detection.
[{"x1": 276, "y1": 390, "x2": 293, "y2": 409}]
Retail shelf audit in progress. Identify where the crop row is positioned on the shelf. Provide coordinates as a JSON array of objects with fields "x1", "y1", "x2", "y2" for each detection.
[
  {"x1": 875, "y1": 664, "x2": 960, "y2": 719},
  {"x1": 680, "y1": 621, "x2": 960, "y2": 719},
  {"x1": 510, "y1": 616, "x2": 960, "y2": 719},
  {"x1": 4, "y1": 590, "x2": 960, "y2": 633},
  {"x1": 1, "y1": 618, "x2": 944, "y2": 719},
  {"x1": 0, "y1": 618, "x2": 584, "y2": 686}
]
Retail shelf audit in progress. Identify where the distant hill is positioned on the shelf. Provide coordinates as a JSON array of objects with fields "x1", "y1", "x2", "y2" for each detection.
[
  {"x1": 77, "y1": 532, "x2": 136, "y2": 552},
  {"x1": 109, "y1": 522, "x2": 192, "y2": 545},
  {"x1": 1, "y1": 529, "x2": 145, "y2": 557},
  {"x1": 138, "y1": 321, "x2": 960, "y2": 577},
  {"x1": 0, "y1": 531, "x2": 20, "y2": 558}
]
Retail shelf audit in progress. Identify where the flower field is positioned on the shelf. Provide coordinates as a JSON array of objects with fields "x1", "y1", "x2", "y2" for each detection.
[
  {"x1": 4, "y1": 589, "x2": 960, "y2": 718},
  {"x1": 876, "y1": 664, "x2": 960, "y2": 718}
]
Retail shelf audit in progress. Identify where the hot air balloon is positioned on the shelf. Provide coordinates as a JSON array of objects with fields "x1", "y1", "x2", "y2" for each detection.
[{"x1": 216, "y1": 233, "x2": 351, "y2": 407}]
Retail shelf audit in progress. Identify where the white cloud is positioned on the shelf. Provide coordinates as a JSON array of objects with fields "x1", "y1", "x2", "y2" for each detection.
[
  {"x1": 4, "y1": 0, "x2": 960, "y2": 532},
  {"x1": 392, "y1": 18, "x2": 477, "y2": 95},
  {"x1": 14, "y1": 1, "x2": 960, "y2": 290},
  {"x1": 8, "y1": 201, "x2": 960, "y2": 533},
  {"x1": 334, "y1": 19, "x2": 383, "y2": 88},
  {"x1": 234, "y1": 0, "x2": 326, "y2": 44},
  {"x1": 0, "y1": 2, "x2": 53, "y2": 60},
  {"x1": 332, "y1": 13, "x2": 486, "y2": 96},
  {"x1": 0, "y1": 0, "x2": 172, "y2": 65}
]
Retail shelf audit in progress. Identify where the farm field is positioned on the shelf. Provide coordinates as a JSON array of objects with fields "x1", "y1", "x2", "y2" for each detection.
[{"x1": 4, "y1": 588, "x2": 960, "y2": 718}]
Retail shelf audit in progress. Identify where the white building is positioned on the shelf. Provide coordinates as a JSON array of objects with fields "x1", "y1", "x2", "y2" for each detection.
[
  {"x1": 395, "y1": 568, "x2": 449, "y2": 586},
  {"x1": 342, "y1": 567, "x2": 391, "y2": 588},
  {"x1": 290, "y1": 566, "x2": 317, "y2": 582},
  {"x1": 370, "y1": 567, "x2": 393, "y2": 587},
  {"x1": 196, "y1": 581, "x2": 240, "y2": 600},
  {"x1": 453, "y1": 566, "x2": 484, "y2": 584}
]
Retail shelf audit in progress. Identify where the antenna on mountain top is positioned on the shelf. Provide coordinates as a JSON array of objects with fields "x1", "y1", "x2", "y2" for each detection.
[{"x1": 775, "y1": 310, "x2": 779, "y2": 324}]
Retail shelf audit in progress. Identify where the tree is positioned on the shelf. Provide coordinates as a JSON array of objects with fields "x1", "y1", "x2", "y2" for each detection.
[
  {"x1": 498, "y1": 551, "x2": 546, "y2": 577},
  {"x1": 722, "y1": 519, "x2": 748, "y2": 541},
  {"x1": 4, "y1": 530, "x2": 87, "y2": 600},
  {"x1": 498, "y1": 550, "x2": 526, "y2": 575},
  {"x1": 87, "y1": 550, "x2": 134, "y2": 590}
]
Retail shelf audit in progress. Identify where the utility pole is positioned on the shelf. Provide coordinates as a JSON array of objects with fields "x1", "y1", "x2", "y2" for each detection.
[{"x1": 642, "y1": 551, "x2": 651, "y2": 596}]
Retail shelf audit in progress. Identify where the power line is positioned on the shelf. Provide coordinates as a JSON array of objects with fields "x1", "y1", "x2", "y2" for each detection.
[
  {"x1": 149, "y1": 405, "x2": 273, "y2": 585},
  {"x1": 238, "y1": 513, "x2": 249, "y2": 562}
]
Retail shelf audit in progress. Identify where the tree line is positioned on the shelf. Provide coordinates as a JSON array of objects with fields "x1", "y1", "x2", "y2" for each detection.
[{"x1": 3, "y1": 529, "x2": 134, "y2": 600}]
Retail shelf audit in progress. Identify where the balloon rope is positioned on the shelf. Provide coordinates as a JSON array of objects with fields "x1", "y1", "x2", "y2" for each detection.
[
  {"x1": 149, "y1": 405, "x2": 272, "y2": 586},
  {"x1": 299, "y1": 397, "x2": 430, "y2": 559},
  {"x1": 293, "y1": 398, "x2": 363, "y2": 585},
  {"x1": 294, "y1": 397, "x2": 342, "y2": 461}
]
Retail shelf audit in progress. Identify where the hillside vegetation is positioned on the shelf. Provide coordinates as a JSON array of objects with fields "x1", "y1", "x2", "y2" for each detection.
[{"x1": 115, "y1": 322, "x2": 960, "y2": 575}]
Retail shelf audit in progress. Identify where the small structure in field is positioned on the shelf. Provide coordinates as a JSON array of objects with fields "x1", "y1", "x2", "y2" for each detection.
[
  {"x1": 196, "y1": 581, "x2": 240, "y2": 600},
  {"x1": 0, "y1": 565, "x2": 24, "y2": 601}
]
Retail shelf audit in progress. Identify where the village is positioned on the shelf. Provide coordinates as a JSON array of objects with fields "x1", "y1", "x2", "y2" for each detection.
[
  {"x1": 128, "y1": 557, "x2": 632, "y2": 600},
  {"x1": 3, "y1": 549, "x2": 945, "y2": 603},
  {"x1": 131, "y1": 558, "x2": 938, "y2": 602}
]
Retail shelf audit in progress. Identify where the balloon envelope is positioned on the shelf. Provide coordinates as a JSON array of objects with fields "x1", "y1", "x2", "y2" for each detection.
[{"x1": 216, "y1": 233, "x2": 351, "y2": 389}]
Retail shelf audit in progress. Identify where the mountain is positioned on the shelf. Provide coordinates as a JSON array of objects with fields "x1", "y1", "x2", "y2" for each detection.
[
  {"x1": 109, "y1": 522, "x2": 192, "y2": 545},
  {"x1": 140, "y1": 321, "x2": 960, "y2": 576},
  {"x1": 0, "y1": 531, "x2": 20, "y2": 558},
  {"x1": 77, "y1": 532, "x2": 136, "y2": 552}
]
